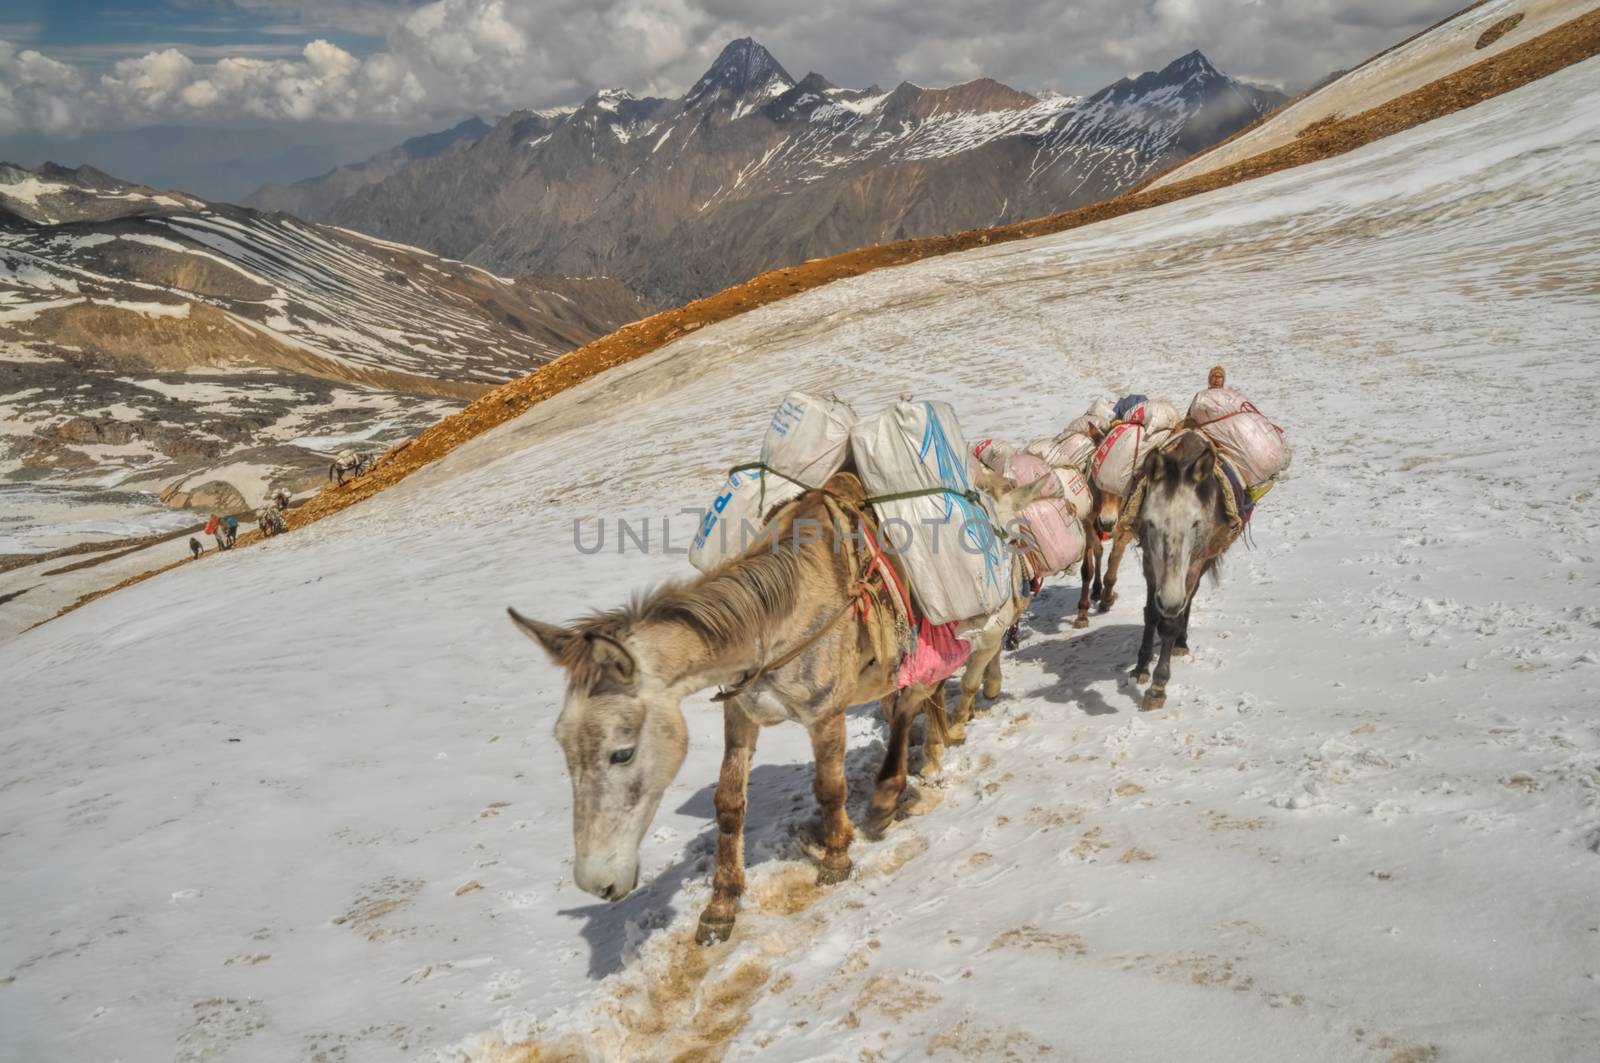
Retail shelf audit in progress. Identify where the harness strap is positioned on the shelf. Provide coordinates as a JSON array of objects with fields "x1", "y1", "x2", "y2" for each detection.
[{"x1": 711, "y1": 583, "x2": 866, "y2": 703}]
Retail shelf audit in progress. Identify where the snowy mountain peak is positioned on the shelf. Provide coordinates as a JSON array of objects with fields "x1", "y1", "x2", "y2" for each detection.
[
  {"x1": 1161, "y1": 49, "x2": 1222, "y2": 81},
  {"x1": 686, "y1": 37, "x2": 795, "y2": 107}
]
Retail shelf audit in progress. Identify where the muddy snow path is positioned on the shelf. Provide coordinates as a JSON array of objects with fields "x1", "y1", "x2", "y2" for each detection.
[{"x1": 3, "y1": 61, "x2": 1599, "y2": 1063}]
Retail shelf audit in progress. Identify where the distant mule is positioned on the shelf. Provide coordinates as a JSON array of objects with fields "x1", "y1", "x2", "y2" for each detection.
[
  {"x1": 329, "y1": 449, "x2": 369, "y2": 485},
  {"x1": 509, "y1": 470, "x2": 1038, "y2": 945},
  {"x1": 1125, "y1": 431, "x2": 1243, "y2": 710}
]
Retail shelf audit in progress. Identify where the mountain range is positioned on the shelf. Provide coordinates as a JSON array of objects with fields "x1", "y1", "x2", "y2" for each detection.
[
  {"x1": 0, "y1": 162, "x2": 642, "y2": 521},
  {"x1": 249, "y1": 39, "x2": 1285, "y2": 308}
]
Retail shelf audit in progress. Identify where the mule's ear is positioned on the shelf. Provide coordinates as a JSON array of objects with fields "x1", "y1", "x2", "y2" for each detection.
[
  {"x1": 507, "y1": 608, "x2": 575, "y2": 662},
  {"x1": 971, "y1": 463, "x2": 1007, "y2": 497},
  {"x1": 1141, "y1": 447, "x2": 1167, "y2": 484},
  {"x1": 1186, "y1": 449, "x2": 1215, "y2": 485},
  {"x1": 588, "y1": 634, "x2": 637, "y2": 687}
]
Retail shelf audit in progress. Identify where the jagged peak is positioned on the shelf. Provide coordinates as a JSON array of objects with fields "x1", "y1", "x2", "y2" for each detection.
[
  {"x1": 1160, "y1": 49, "x2": 1222, "y2": 80},
  {"x1": 794, "y1": 71, "x2": 837, "y2": 94},
  {"x1": 686, "y1": 38, "x2": 794, "y2": 106}
]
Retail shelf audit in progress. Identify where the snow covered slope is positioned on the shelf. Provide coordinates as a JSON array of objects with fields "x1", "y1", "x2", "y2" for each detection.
[
  {"x1": 1151, "y1": 0, "x2": 1599, "y2": 190},
  {"x1": 3, "y1": 57, "x2": 1599, "y2": 1063}
]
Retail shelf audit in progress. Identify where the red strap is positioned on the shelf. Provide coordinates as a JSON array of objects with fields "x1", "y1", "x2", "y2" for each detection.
[{"x1": 859, "y1": 517, "x2": 914, "y2": 623}]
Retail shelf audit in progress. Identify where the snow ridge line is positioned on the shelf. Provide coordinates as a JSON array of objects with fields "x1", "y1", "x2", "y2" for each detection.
[{"x1": 39, "y1": 7, "x2": 1600, "y2": 628}]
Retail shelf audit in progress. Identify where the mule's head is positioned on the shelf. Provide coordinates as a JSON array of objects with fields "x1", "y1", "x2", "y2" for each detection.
[
  {"x1": 1136, "y1": 433, "x2": 1224, "y2": 620},
  {"x1": 1095, "y1": 488, "x2": 1121, "y2": 537},
  {"x1": 507, "y1": 609, "x2": 688, "y2": 902}
]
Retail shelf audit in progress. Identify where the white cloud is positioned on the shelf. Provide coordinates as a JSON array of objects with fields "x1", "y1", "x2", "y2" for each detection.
[{"x1": 0, "y1": 0, "x2": 1466, "y2": 135}]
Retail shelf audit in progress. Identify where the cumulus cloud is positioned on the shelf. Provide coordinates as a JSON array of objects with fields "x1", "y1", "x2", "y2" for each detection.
[{"x1": 1, "y1": 0, "x2": 1465, "y2": 135}]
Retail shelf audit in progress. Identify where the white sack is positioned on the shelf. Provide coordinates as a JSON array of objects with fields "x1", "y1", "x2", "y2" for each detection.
[
  {"x1": 852, "y1": 400, "x2": 1010, "y2": 624},
  {"x1": 688, "y1": 467, "x2": 805, "y2": 572},
  {"x1": 761, "y1": 391, "x2": 855, "y2": 487},
  {"x1": 1029, "y1": 430, "x2": 1097, "y2": 472}
]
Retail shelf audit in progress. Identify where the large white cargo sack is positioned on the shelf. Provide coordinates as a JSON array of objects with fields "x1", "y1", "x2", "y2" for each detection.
[
  {"x1": 1187, "y1": 388, "x2": 1289, "y2": 487},
  {"x1": 1027, "y1": 431, "x2": 1096, "y2": 472},
  {"x1": 689, "y1": 467, "x2": 805, "y2": 571},
  {"x1": 1091, "y1": 423, "x2": 1172, "y2": 498},
  {"x1": 1019, "y1": 497, "x2": 1087, "y2": 576},
  {"x1": 761, "y1": 391, "x2": 856, "y2": 487},
  {"x1": 852, "y1": 401, "x2": 1009, "y2": 624}
]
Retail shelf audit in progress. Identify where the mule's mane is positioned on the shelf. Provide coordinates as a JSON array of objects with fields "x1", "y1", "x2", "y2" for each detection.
[{"x1": 562, "y1": 477, "x2": 862, "y2": 689}]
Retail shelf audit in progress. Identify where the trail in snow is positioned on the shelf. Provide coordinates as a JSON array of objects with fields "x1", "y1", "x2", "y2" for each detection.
[{"x1": 2, "y1": 59, "x2": 1599, "y2": 1063}]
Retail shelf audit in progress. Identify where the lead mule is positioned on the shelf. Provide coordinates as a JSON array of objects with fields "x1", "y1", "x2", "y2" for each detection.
[{"x1": 1127, "y1": 431, "x2": 1242, "y2": 710}]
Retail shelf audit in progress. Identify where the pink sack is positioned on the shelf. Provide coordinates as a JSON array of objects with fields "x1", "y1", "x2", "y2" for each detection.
[
  {"x1": 1003, "y1": 452, "x2": 1050, "y2": 486},
  {"x1": 897, "y1": 617, "x2": 973, "y2": 688},
  {"x1": 1020, "y1": 497, "x2": 1087, "y2": 575},
  {"x1": 1187, "y1": 388, "x2": 1289, "y2": 487},
  {"x1": 1004, "y1": 458, "x2": 1091, "y2": 519}
]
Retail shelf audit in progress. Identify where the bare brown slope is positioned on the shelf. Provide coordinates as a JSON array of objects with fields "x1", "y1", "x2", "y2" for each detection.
[{"x1": 44, "y1": 8, "x2": 1600, "y2": 626}]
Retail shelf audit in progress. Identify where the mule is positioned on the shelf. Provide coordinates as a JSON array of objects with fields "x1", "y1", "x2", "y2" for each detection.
[
  {"x1": 1126, "y1": 431, "x2": 1243, "y2": 711},
  {"x1": 329, "y1": 449, "x2": 369, "y2": 485},
  {"x1": 509, "y1": 471, "x2": 1037, "y2": 946},
  {"x1": 1089, "y1": 483, "x2": 1136, "y2": 614},
  {"x1": 257, "y1": 507, "x2": 286, "y2": 537}
]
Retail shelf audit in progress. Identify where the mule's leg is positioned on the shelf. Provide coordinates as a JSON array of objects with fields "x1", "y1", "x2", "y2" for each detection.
[
  {"x1": 957, "y1": 650, "x2": 987, "y2": 723},
  {"x1": 1145, "y1": 626, "x2": 1178, "y2": 711},
  {"x1": 1173, "y1": 599, "x2": 1194, "y2": 658},
  {"x1": 919, "y1": 683, "x2": 949, "y2": 776},
  {"x1": 811, "y1": 710, "x2": 856, "y2": 882},
  {"x1": 695, "y1": 705, "x2": 760, "y2": 945},
  {"x1": 1088, "y1": 531, "x2": 1105, "y2": 606},
  {"x1": 983, "y1": 650, "x2": 1003, "y2": 700},
  {"x1": 1076, "y1": 531, "x2": 1099, "y2": 628},
  {"x1": 866, "y1": 690, "x2": 920, "y2": 837},
  {"x1": 1099, "y1": 529, "x2": 1131, "y2": 612},
  {"x1": 1131, "y1": 586, "x2": 1158, "y2": 685}
]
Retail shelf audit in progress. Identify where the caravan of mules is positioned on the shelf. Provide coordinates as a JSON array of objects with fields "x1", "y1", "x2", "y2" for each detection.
[{"x1": 509, "y1": 373, "x2": 1289, "y2": 944}]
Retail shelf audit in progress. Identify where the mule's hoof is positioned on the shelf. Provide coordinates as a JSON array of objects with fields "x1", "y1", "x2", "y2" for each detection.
[
  {"x1": 1142, "y1": 690, "x2": 1166, "y2": 712},
  {"x1": 1098, "y1": 596, "x2": 1116, "y2": 613},
  {"x1": 1072, "y1": 615, "x2": 1090, "y2": 629},
  {"x1": 983, "y1": 683, "x2": 1002, "y2": 701},
  {"x1": 945, "y1": 724, "x2": 967, "y2": 746},
  {"x1": 816, "y1": 861, "x2": 852, "y2": 886},
  {"x1": 695, "y1": 916, "x2": 735, "y2": 946},
  {"x1": 1129, "y1": 669, "x2": 1150, "y2": 686},
  {"x1": 1174, "y1": 644, "x2": 1190, "y2": 658}
]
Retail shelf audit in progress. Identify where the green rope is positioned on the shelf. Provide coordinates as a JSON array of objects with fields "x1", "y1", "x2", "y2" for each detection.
[{"x1": 727, "y1": 461, "x2": 1021, "y2": 547}]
